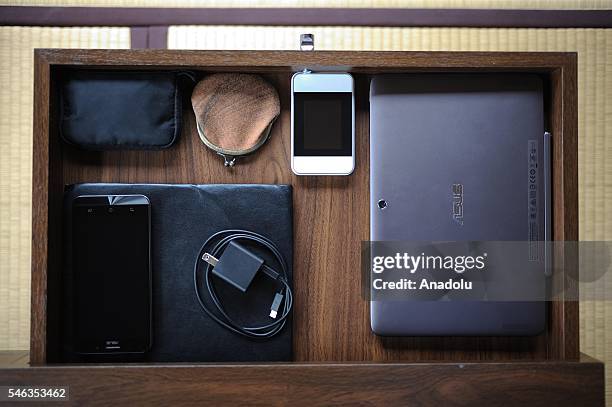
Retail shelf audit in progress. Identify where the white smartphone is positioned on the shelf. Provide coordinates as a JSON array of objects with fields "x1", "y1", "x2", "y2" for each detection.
[{"x1": 291, "y1": 72, "x2": 355, "y2": 175}]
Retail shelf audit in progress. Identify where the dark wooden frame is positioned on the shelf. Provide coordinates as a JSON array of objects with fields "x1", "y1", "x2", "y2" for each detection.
[
  {"x1": 3, "y1": 6, "x2": 612, "y2": 28},
  {"x1": 17, "y1": 49, "x2": 599, "y2": 404},
  {"x1": 0, "y1": 356, "x2": 605, "y2": 405}
]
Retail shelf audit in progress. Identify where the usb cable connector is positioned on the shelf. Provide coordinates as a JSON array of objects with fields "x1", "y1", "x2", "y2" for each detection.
[{"x1": 269, "y1": 292, "x2": 284, "y2": 319}]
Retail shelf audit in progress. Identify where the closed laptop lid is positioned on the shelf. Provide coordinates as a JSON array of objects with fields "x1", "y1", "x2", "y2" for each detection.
[{"x1": 369, "y1": 73, "x2": 546, "y2": 336}]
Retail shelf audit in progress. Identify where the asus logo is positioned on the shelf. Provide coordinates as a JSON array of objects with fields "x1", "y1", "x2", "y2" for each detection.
[{"x1": 452, "y1": 183, "x2": 464, "y2": 226}]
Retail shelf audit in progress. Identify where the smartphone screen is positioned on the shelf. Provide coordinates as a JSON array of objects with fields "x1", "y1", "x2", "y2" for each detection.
[{"x1": 71, "y1": 195, "x2": 151, "y2": 354}]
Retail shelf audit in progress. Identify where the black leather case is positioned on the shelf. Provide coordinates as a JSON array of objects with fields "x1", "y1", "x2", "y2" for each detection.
[{"x1": 62, "y1": 183, "x2": 293, "y2": 362}]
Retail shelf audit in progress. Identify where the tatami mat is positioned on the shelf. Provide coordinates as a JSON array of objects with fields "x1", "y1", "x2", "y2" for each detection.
[
  {"x1": 0, "y1": 0, "x2": 611, "y2": 9},
  {"x1": 0, "y1": 24, "x2": 611, "y2": 402},
  {"x1": 0, "y1": 26, "x2": 130, "y2": 350}
]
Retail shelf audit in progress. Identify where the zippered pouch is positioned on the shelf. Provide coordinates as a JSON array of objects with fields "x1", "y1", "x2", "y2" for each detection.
[{"x1": 59, "y1": 70, "x2": 187, "y2": 150}]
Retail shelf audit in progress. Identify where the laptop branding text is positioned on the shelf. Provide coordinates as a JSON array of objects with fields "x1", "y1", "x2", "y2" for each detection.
[{"x1": 452, "y1": 183, "x2": 464, "y2": 225}]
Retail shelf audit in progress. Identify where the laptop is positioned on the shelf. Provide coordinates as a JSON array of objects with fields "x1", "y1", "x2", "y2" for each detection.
[{"x1": 369, "y1": 74, "x2": 547, "y2": 336}]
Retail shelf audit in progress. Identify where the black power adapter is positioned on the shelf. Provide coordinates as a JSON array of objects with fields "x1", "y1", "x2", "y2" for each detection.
[
  {"x1": 207, "y1": 241, "x2": 264, "y2": 292},
  {"x1": 194, "y1": 230, "x2": 293, "y2": 339}
]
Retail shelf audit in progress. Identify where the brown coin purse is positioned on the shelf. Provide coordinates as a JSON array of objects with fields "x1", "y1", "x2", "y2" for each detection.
[{"x1": 191, "y1": 73, "x2": 281, "y2": 167}]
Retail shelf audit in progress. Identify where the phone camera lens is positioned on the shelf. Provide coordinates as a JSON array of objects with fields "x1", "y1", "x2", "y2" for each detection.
[
  {"x1": 108, "y1": 207, "x2": 114, "y2": 213},
  {"x1": 377, "y1": 199, "x2": 388, "y2": 210}
]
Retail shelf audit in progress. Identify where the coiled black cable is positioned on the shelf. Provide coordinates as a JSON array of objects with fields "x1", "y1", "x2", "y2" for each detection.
[{"x1": 193, "y1": 229, "x2": 293, "y2": 339}]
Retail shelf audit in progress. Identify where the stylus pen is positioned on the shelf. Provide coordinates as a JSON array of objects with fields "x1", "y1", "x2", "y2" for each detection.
[{"x1": 544, "y1": 132, "x2": 552, "y2": 277}]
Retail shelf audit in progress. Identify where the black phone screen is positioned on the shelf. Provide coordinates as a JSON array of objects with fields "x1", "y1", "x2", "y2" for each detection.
[{"x1": 71, "y1": 196, "x2": 151, "y2": 354}]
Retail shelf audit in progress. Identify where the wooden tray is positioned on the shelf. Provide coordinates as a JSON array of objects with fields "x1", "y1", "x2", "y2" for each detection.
[{"x1": 5, "y1": 49, "x2": 600, "y2": 405}]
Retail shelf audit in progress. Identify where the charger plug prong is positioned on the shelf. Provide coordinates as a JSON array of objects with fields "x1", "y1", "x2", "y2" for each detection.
[{"x1": 202, "y1": 253, "x2": 219, "y2": 267}]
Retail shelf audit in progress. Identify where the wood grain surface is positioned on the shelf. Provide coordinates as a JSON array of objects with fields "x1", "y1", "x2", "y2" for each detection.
[
  {"x1": 34, "y1": 49, "x2": 577, "y2": 72},
  {"x1": 30, "y1": 50, "x2": 579, "y2": 365},
  {"x1": 0, "y1": 356, "x2": 604, "y2": 407},
  {"x1": 30, "y1": 53, "x2": 51, "y2": 365}
]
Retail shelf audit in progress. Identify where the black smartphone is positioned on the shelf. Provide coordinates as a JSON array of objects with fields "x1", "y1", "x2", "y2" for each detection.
[{"x1": 71, "y1": 195, "x2": 151, "y2": 354}]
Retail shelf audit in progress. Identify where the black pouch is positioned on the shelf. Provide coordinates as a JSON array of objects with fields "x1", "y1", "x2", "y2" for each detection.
[{"x1": 59, "y1": 70, "x2": 186, "y2": 150}]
